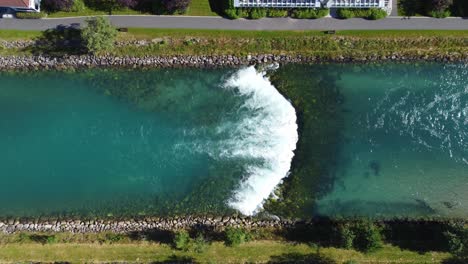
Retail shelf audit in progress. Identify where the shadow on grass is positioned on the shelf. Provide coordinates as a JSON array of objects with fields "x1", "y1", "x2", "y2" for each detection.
[
  {"x1": 442, "y1": 256, "x2": 468, "y2": 264},
  {"x1": 28, "y1": 234, "x2": 56, "y2": 245},
  {"x1": 151, "y1": 254, "x2": 196, "y2": 264},
  {"x1": 383, "y1": 221, "x2": 449, "y2": 254},
  {"x1": 29, "y1": 24, "x2": 85, "y2": 56},
  {"x1": 127, "y1": 228, "x2": 174, "y2": 245},
  {"x1": 269, "y1": 252, "x2": 337, "y2": 264}
]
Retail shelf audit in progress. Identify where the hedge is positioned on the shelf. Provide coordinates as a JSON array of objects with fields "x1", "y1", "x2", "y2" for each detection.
[
  {"x1": 249, "y1": 8, "x2": 267, "y2": 19},
  {"x1": 291, "y1": 8, "x2": 329, "y2": 19},
  {"x1": 266, "y1": 8, "x2": 288, "y2": 18},
  {"x1": 15, "y1": 12, "x2": 46, "y2": 19},
  {"x1": 337, "y1": 8, "x2": 387, "y2": 20}
]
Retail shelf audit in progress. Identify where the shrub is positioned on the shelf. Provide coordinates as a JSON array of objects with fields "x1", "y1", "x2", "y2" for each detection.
[
  {"x1": 352, "y1": 221, "x2": 383, "y2": 253},
  {"x1": 71, "y1": 0, "x2": 86, "y2": 12},
  {"x1": 162, "y1": 0, "x2": 191, "y2": 14},
  {"x1": 224, "y1": 8, "x2": 239, "y2": 19},
  {"x1": 430, "y1": 9, "x2": 451, "y2": 17},
  {"x1": 249, "y1": 8, "x2": 267, "y2": 19},
  {"x1": 336, "y1": 8, "x2": 356, "y2": 19},
  {"x1": 46, "y1": 235, "x2": 57, "y2": 244},
  {"x1": 225, "y1": 228, "x2": 250, "y2": 247},
  {"x1": 17, "y1": 233, "x2": 31, "y2": 243},
  {"x1": 173, "y1": 230, "x2": 191, "y2": 251},
  {"x1": 15, "y1": 12, "x2": 46, "y2": 19},
  {"x1": 432, "y1": 0, "x2": 453, "y2": 12},
  {"x1": 193, "y1": 233, "x2": 208, "y2": 253},
  {"x1": 267, "y1": 8, "x2": 288, "y2": 18},
  {"x1": 236, "y1": 8, "x2": 249, "y2": 18},
  {"x1": 337, "y1": 224, "x2": 355, "y2": 249},
  {"x1": 42, "y1": 0, "x2": 74, "y2": 12},
  {"x1": 368, "y1": 8, "x2": 387, "y2": 20},
  {"x1": 337, "y1": 8, "x2": 386, "y2": 20},
  {"x1": 104, "y1": 233, "x2": 125, "y2": 243},
  {"x1": 81, "y1": 16, "x2": 117, "y2": 53},
  {"x1": 291, "y1": 8, "x2": 328, "y2": 19}
]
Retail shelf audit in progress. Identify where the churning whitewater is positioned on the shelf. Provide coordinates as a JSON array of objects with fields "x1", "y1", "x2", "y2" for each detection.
[{"x1": 220, "y1": 67, "x2": 298, "y2": 215}]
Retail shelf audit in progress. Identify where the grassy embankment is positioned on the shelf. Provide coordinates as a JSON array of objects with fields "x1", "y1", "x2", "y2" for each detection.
[
  {"x1": 0, "y1": 233, "x2": 452, "y2": 263},
  {"x1": 1, "y1": 29, "x2": 467, "y2": 59}
]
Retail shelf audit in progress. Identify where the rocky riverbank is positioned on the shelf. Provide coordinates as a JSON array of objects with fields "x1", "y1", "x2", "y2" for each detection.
[
  {"x1": 0, "y1": 53, "x2": 466, "y2": 71},
  {"x1": 0, "y1": 216, "x2": 300, "y2": 234}
]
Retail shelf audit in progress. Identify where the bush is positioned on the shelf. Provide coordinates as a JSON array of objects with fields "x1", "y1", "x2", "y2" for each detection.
[
  {"x1": 46, "y1": 235, "x2": 57, "y2": 244},
  {"x1": 17, "y1": 233, "x2": 31, "y2": 243},
  {"x1": 71, "y1": 0, "x2": 86, "y2": 12},
  {"x1": 249, "y1": 8, "x2": 267, "y2": 19},
  {"x1": 224, "y1": 8, "x2": 239, "y2": 19},
  {"x1": 337, "y1": 8, "x2": 387, "y2": 20},
  {"x1": 42, "y1": 0, "x2": 74, "y2": 12},
  {"x1": 104, "y1": 233, "x2": 125, "y2": 244},
  {"x1": 15, "y1": 12, "x2": 46, "y2": 19},
  {"x1": 432, "y1": 0, "x2": 453, "y2": 12},
  {"x1": 430, "y1": 9, "x2": 451, "y2": 17},
  {"x1": 162, "y1": 0, "x2": 191, "y2": 14},
  {"x1": 337, "y1": 8, "x2": 359, "y2": 19},
  {"x1": 225, "y1": 228, "x2": 250, "y2": 247},
  {"x1": 173, "y1": 230, "x2": 191, "y2": 251},
  {"x1": 236, "y1": 8, "x2": 249, "y2": 18},
  {"x1": 337, "y1": 224, "x2": 355, "y2": 249},
  {"x1": 193, "y1": 233, "x2": 208, "y2": 253},
  {"x1": 291, "y1": 8, "x2": 328, "y2": 19},
  {"x1": 267, "y1": 8, "x2": 288, "y2": 18},
  {"x1": 352, "y1": 221, "x2": 383, "y2": 253},
  {"x1": 368, "y1": 8, "x2": 387, "y2": 20},
  {"x1": 81, "y1": 16, "x2": 117, "y2": 53}
]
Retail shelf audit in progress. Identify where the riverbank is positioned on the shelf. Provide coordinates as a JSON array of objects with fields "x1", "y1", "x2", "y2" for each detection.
[
  {"x1": 0, "y1": 29, "x2": 467, "y2": 68},
  {"x1": 0, "y1": 53, "x2": 467, "y2": 71}
]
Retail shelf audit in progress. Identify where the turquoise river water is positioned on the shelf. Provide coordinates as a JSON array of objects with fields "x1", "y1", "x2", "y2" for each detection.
[{"x1": 0, "y1": 63, "x2": 466, "y2": 218}]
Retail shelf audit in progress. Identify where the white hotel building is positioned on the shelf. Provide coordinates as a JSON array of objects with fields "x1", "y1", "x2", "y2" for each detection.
[{"x1": 234, "y1": 0, "x2": 389, "y2": 9}]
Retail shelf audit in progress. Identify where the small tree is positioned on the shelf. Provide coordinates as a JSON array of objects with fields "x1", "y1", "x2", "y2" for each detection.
[
  {"x1": 173, "y1": 230, "x2": 191, "y2": 251},
  {"x1": 81, "y1": 16, "x2": 117, "y2": 54},
  {"x1": 352, "y1": 221, "x2": 383, "y2": 253},
  {"x1": 224, "y1": 228, "x2": 250, "y2": 247},
  {"x1": 337, "y1": 224, "x2": 355, "y2": 249}
]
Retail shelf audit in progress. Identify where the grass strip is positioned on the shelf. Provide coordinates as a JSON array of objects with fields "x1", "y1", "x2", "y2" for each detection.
[{"x1": 0, "y1": 240, "x2": 452, "y2": 263}]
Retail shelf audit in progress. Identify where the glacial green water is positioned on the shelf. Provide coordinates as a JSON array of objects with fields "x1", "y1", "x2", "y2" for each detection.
[
  {"x1": 284, "y1": 63, "x2": 467, "y2": 218},
  {"x1": 0, "y1": 67, "x2": 297, "y2": 217},
  {"x1": 0, "y1": 63, "x2": 466, "y2": 218}
]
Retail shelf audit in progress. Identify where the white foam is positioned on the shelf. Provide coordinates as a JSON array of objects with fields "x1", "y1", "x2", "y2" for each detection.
[{"x1": 220, "y1": 66, "x2": 298, "y2": 215}]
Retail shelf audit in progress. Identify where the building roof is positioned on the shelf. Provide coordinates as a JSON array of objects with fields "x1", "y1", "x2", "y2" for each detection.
[{"x1": 0, "y1": 0, "x2": 30, "y2": 8}]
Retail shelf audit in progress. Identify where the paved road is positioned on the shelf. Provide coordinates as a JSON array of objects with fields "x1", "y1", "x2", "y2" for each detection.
[{"x1": 0, "y1": 15, "x2": 467, "y2": 31}]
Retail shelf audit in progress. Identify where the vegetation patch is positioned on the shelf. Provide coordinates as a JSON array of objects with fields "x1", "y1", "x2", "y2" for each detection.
[
  {"x1": 336, "y1": 8, "x2": 387, "y2": 20},
  {"x1": 398, "y1": 0, "x2": 467, "y2": 17},
  {"x1": 15, "y1": 12, "x2": 47, "y2": 19}
]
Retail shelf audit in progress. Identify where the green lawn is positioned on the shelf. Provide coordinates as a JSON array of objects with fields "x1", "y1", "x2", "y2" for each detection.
[
  {"x1": 0, "y1": 240, "x2": 452, "y2": 263},
  {"x1": 185, "y1": 0, "x2": 218, "y2": 16},
  {"x1": 45, "y1": 0, "x2": 219, "y2": 18}
]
